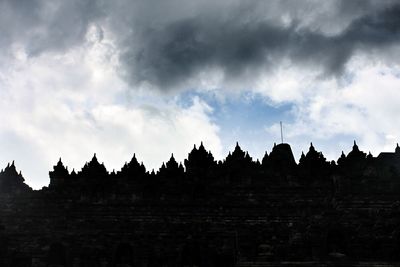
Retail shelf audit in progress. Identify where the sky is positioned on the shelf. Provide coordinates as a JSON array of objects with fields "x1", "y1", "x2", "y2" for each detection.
[{"x1": 1, "y1": 0, "x2": 400, "y2": 189}]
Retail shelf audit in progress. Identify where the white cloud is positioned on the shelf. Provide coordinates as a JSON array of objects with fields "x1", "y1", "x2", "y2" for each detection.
[
  {"x1": 263, "y1": 55, "x2": 400, "y2": 161},
  {"x1": 2, "y1": 1, "x2": 400, "y2": 189},
  {"x1": 0, "y1": 25, "x2": 222, "y2": 189}
]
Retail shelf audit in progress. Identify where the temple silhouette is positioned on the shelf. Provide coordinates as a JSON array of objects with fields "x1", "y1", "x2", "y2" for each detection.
[{"x1": 2, "y1": 141, "x2": 400, "y2": 266}]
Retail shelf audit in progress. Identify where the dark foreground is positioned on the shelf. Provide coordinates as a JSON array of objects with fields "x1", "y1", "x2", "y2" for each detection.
[{"x1": 2, "y1": 142, "x2": 400, "y2": 266}]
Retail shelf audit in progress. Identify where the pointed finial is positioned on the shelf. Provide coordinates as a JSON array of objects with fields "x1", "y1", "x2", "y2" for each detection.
[
  {"x1": 59, "y1": 157, "x2": 62, "y2": 163},
  {"x1": 309, "y1": 142, "x2": 316, "y2": 152},
  {"x1": 11, "y1": 160, "x2": 14, "y2": 166},
  {"x1": 352, "y1": 140, "x2": 359, "y2": 151},
  {"x1": 236, "y1": 141, "x2": 239, "y2": 147}
]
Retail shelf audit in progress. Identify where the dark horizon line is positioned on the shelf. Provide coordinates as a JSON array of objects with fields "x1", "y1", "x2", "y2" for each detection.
[{"x1": 2, "y1": 140, "x2": 399, "y2": 179}]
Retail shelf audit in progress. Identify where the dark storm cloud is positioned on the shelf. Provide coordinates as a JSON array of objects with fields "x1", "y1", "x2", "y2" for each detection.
[
  {"x1": 291, "y1": 4, "x2": 400, "y2": 76},
  {"x1": 1, "y1": 0, "x2": 400, "y2": 90},
  {"x1": 118, "y1": 1, "x2": 400, "y2": 90},
  {"x1": 0, "y1": 0, "x2": 103, "y2": 55},
  {"x1": 121, "y1": 18, "x2": 293, "y2": 88}
]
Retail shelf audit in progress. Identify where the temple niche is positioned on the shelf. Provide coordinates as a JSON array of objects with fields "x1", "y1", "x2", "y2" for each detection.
[
  {"x1": 371, "y1": 143, "x2": 400, "y2": 193},
  {"x1": 1, "y1": 141, "x2": 400, "y2": 266},
  {"x1": 261, "y1": 150, "x2": 269, "y2": 167},
  {"x1": 47, "y1": 243, "x2": 67, "y2": 266},
  {"x1": 0, "y1": 161, "x2": 31, "y2": 194},
  {"x1": 375, "y1": 143, "x2": 400, "y2": 174},
  {"x1": 262, "y1": 143, "x2": 297, "y2": 185},
  {"x1": 113, "y1": 243, "x2": 134, "y2": 267},
  {"x1": 184, "y1": 142, "x2": 216, "y2": 181},
  {"x1": 49, "y1": 158, "x2": 70, "y2": 189},
  {"x1": 77, "y1": 153, "x2": 110, "y2": 194},
  {"x1": 158, "y1": 154, "x2": 184, "y2": 183},
  {"x1": 298, "y1": 143, "x2": 330, "y2": 185},
  {"x1": 337, "y1": 141, "x2": 367, "y2": 175},
  {"x1": 78, "y1": 153, "x2": 109, "y2": 179},
  {"x1": 117, "y1": 154, "x2": 146, "y2": 181},
  {"x1": 223, "y1": 142, "x2": 255, "y2": 185}
]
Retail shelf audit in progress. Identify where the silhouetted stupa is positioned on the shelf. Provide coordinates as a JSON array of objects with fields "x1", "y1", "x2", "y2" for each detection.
[{"x1": 1, "y1": 142, "x2": 400, "y2": 266}]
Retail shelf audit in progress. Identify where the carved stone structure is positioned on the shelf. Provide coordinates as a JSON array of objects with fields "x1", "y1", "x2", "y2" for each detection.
[{"x1": 1, "y1": 142, "x2": 400, "y2": 266}]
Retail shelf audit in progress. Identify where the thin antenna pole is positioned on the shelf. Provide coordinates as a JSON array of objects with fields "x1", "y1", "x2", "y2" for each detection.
[{"x1": 280, "y1": 121, "x2": 283, "y2": 144}]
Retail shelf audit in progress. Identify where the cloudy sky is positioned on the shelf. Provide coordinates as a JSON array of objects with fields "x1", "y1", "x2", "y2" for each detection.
[{"x1": 1, "y1": 0, "x2": 400, "y2": 189}]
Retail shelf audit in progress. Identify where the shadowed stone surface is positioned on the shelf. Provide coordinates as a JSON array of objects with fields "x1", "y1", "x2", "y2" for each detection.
[{"x1": 1, "y1": 142, "x2": 400, "y2": 266}]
